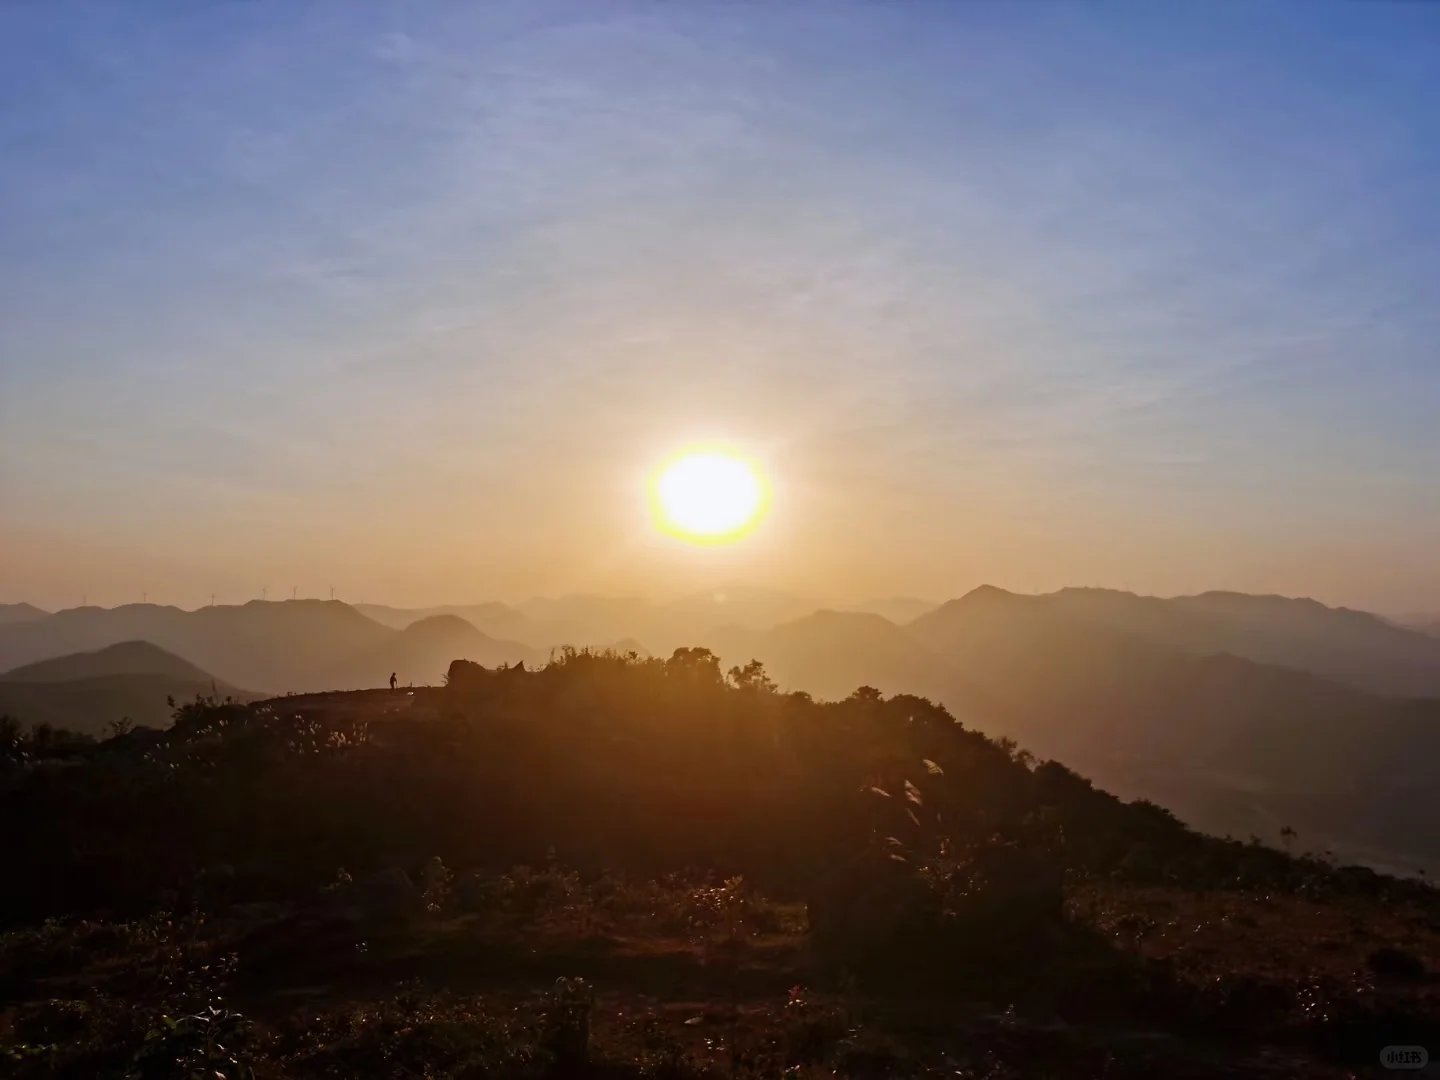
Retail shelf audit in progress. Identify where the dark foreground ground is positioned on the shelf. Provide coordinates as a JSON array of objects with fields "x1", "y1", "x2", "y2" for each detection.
[
  {"x1": 4, "y1": 690, "x2": 1440, "y2": 1078},
  {"x1": 5, "y1": 863, "x2": 1440, "y2": 1078}
]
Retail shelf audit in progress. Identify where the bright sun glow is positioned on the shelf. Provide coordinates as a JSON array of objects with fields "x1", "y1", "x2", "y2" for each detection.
[{"x1": 650, "y1": 450, "x2": 769, "y2": 544}]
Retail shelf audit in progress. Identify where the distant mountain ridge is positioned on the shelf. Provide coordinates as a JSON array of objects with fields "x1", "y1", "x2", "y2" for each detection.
[
  {"x1": 1034, "y1": 587, "x2": 1440, "y2": 697},
  {"x1": 0, "y1": 600, "x2": 536, "y2": 694},
  {"x1": 354, "y1": 602, "x2": 543, "y2": 643},
  {"x1": 359, "y1": 588, "x2": 831, "y2": 655},
  {"x1": 7, "y1": 585, "x2": 1438, "y2": 697}
]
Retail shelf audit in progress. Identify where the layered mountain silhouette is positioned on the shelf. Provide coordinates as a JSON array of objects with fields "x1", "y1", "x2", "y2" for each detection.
[
  {"x1": 357, "y1": 590, "x2": 937, "y2": 657},
  {"x1": 909, "y1": 586, "x2": 1440, "y2": 695},
  {"x1": 6, "y1": 585, "x2": 1440, "y2": 870},
  {"x1": 698, "y1": 588, "x2": 1440, "y2": 790},
  {"x1": 360, "y1": 589, "x2": 830, "y2": 655},
  {"x1": 907, "y1": 593, "x2": 1439, "y2": 803},
  {"x1": 696, "y1": 587, "x2": 1440, "y2": 873},
  {"x1": 0, "y1": 601, "x2": 537, "y2": 695},
  {"x1": 354, "y1": 602, "x2": 546, "y2": 645},
  {"x1": 0, "y1": 641, "x2": 259, "y2": 735},
  {"x1": 1028, "y1": 587, "x2": 1440, "y2": 697}
]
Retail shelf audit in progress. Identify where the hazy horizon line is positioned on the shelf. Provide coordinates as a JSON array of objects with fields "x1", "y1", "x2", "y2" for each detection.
[{"x1": 4, "y1": 583, "x2": 1431, "y2": 622}]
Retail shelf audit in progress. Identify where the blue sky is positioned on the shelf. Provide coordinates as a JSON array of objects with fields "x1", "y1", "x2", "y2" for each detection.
[{"x1": 2, "y1": 1, "x2": 1438, "y2": 611}]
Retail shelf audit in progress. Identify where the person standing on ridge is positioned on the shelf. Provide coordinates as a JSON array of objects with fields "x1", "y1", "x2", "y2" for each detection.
[{"x1": 389, "y1": 672, "x2": 397, "y2": 692}]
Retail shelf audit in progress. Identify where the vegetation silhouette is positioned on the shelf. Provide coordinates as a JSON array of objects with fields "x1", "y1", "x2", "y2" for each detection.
[{"x1": 2, "y1": 646, "x2": 1430, "y2": 922}]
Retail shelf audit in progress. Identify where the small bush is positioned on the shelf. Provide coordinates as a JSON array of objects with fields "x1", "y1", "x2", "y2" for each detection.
[
  {"x1": 1367, "y1": 945, "x2": 1427, "y2": 981},
  {"x1": 125, "y1": 1005, "x2": 257, "y2": 1080},
  {"x1": 541, "y1": 977, "x2": 595, "y2": 1068}
]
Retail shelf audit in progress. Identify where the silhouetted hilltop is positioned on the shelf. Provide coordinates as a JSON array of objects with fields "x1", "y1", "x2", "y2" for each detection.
[
  {"x1": 0, "y1": 603, "x2": 49, "y2": 626},
  {"x1": 908, "y1": 587, "x2": 1169, "y2": 724},
  {"x1": 0, "y1": 640, "x2": 255, "y2": 735},
  {"x1": 1, "y1": 640, "x2": 221, "y2": 684}
]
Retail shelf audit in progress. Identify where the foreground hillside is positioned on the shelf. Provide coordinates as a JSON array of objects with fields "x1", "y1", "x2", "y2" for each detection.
[
  {"x1": 2, "y1": 651, "x2": 1438, "y2": 1077},
  {"x1": 8, "y1": 590, "x2": 1440, "y2": 874}
]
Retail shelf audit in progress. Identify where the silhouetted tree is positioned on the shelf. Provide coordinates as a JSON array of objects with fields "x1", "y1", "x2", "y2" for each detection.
[
  {"x1": 666, "y1": 647, "x2": 724, "y2": 686},
  {"x1": 727, "y1": 659, "x2": 776, "y2": 693},
  {"x1": 0, "y1": 714, "x2": 24, "y2": 766}
]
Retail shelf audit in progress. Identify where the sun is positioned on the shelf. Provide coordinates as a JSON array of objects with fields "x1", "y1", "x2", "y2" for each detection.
[{"x1": 650, "y1": 450, "x2": 769, "y2": 544}]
